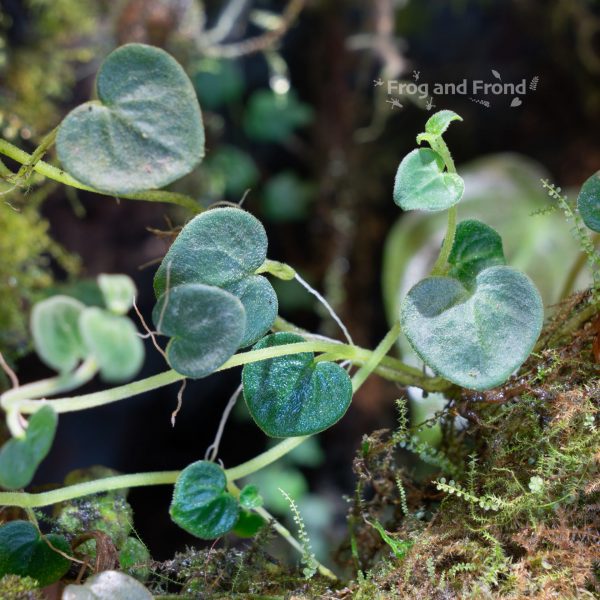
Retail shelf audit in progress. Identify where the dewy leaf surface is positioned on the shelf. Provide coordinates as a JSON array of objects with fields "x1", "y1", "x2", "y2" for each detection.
[
  {"x1": 577, "y1": 171, "x2": 600, "y2": 233},
  {"x1": 0, "y1": 405, "x2": 58, "y2": 489},
  {"x1": 400, "y1": 266, "x2": 543, "y2": 390},
  {"x1": 448, "y1": 220, "x2": 506, "y2": 286},
  {"x1": 31, "y1": 296, "x2": 86, "y2": 373},
  {"x1": 0, "y1": 520, "x2": 71, "y2": 587},
  {"x1": 154, "y1": 208, "x2": 277, "y2": 347},
  {"x1": 79, "y1": 308, "x2": 144, "y2": 382},
  {"x1": 170, "y1": 461, "x2": 239, "y2": 539},
  {"x1": 152, "y1": 283, "x2": 245, "y2": 378},
  {"x1": 56, "y1": 43, "x2": 204, "y2": 194},
  {"x1": 242, "y1": 332, "x2": 353, "y2": 437},
  {"x1": 393, "y1": 148, "x2": 464, "y2": 212}
]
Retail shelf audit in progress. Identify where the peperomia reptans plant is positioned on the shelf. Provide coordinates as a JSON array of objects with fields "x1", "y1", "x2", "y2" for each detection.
[{"x1": 1, "y1": 45, "x2": 596, "y2": 585}]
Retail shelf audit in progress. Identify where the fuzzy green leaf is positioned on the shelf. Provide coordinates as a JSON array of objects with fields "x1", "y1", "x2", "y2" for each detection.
[
  {"x1": 224, "y1": 276, "x2": 278, "y2": 347},
  {"x1": 170, "y1": 461, "x2": 239, "y2": 540},
  {"x1": 154, "y1": 208, "x2": 277, "y2": 347},
  {"x1": 0, "y1": 406, "x2": 58, "y2": 490},
  {"x1": 56, "y1": 43, "x2": 204, "y2": 194},
  {"x1": 154, "y1": 208, "x2": 268, "y2": 293},
  {"x1": 79, "y1": 308, "x2": 144, "y2": 382},
  {"x1": 242, "y1": 332, "x2": 353, "y2": 437},
  {"x1": 400, "y1": 266, "x2": 543, "y2": 390},
  {"x1": 31, "y1": 296, "x2": 86, "y2": 373},
  {"x1": 448, "y1": 220, "x2": 506, "y2": 286},
  {"x1": 424, "y1": 110, "x2": 463, "y2": 136},
  {"x1": 393, "y1": 148, "x2": 464, "y2": 212},
  {"x1": 577, "y1": 171, "x2": 600, "y2": 233},
  {"x1": 152, "y1": 283, "x2": 245, "y2": 378},
  {"x1": 98, "y1": 274, "x2": 136, "y2": 315},
  {"x1": 0, "y1": 521, "x2": 70, "y2": 587},
  {"x1": 63, "y1": 571, "x2": 153, "y2": 600}
]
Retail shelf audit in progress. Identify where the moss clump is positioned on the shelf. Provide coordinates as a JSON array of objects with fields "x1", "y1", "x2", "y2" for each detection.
[
  {"x1": 0, "y1": 575, "x2": 43, "y2": 600},
  {"x1": 337, "y1": 297, "x2": 600, "y2": 599}
]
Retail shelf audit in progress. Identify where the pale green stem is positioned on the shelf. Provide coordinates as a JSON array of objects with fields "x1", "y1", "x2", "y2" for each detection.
[
  {"x1": 350, "y1": 321, "x2": 402, "y2": 392},
  {"x1": 429, "y1": 135, "x2": 458, "y2": 276},
  {"x1": 226, "y1": 437, "x2": 309, "y2": 481},
  {"x1": 7, "y1": 340, "x2": 448, "y2": 417},
  {"x1": 2, "y1": 358, "x2": 98, "y2": 438},
  {"x1": 0, "y1": 138, "x2": 201, "y2": 213}
]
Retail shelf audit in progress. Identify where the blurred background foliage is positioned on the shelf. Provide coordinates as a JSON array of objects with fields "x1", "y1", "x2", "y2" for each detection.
[{"x1": 0, "y1": 0, "x2": 599, "y2": 568}]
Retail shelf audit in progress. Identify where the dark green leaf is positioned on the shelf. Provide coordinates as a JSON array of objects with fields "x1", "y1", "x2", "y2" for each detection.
[
  {"x1": 154, "y1": 208, "x2": 268, "y2": 295},
  {"x1": 577, "y1": 171, "x2": 600, "y2": 232},
  {"x1": 224, "y1": 276, "x2": 278, "y2": 347},
  {"x1": 400, "y1": 266, "x2": 543, "y2": 390},
  {"x1": 448, "y1": 220, "x2": 506, "y2": 286},
  {"x1": 31, "y1": 296, "x2": 86, "y2": 373},
  {"x1": 79, "y1": 308, "x2": 144, "y2": 382},
  {"x1": 56, "y1": 43, "x2": 204, "y2": 194},
  {"x1": 152, "y1": 283, "x2": 245, "y2": 378},
  {"x1": 232, "y1": 510, "x2": 265, "y2": 538},
  {"x1": 242, "y1": 333, "x2": 353, "y2": 437},
  {"x1": 424, "y1": 110, "x2": 462, "y2": 137},
  {"x1": 192, "y1": 59, "x2": 244, "y2": 110},
  {"x1": 170, "y1": 461, "x2": 239, "y2": 539},
  {"x1": 261, "y1": 172, "x2": 315, "y2": 222},
  {"x1": 243, "y1": 90, "x2": 313, "y2": 143},
  {"x1": 0, "y1": 406, "x2": 58, "y2": 490},
  {"x1": 0, "y1": 521, "x2": 70, "y2": 587},
  {"x1": 205, "y1": 146, "x2": 259, "y2": 198},
  {"x1": 393, "y1": 148, "x2": 464, "y2": 212}
]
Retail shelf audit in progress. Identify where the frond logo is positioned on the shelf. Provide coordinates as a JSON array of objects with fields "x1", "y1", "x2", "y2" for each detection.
[{"x1": 378, "y1": 69, "x2": 540, "y2": 110}]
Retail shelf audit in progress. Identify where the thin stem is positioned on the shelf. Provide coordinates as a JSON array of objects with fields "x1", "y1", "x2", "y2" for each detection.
[
  {"x1": 226, "y1": 437, "x2": 308, "y2": 481},
  {"x1": 429, "y1": 135, "x2": 458, "y2": 277},
  {"x1": 8, "y1": 339, "x2": 448, "y2": 418},
  {"x1": 559, "y1": 233, "x2": 600, "y2": 301},
  {"x1": 351, "y1": 321, "x2": 401, "y2": 392},
  {"x1": 205, "y1": 384, "x2": 242, "y2": 461},
  {"x1": 0, "y1": 471, "x2": 180, "y2": 508},
  {"x1": 294, "y1": 272, "x2": 354, "y2": 345},
  {"x1": 0, "y1": 139, "x2": 201, "y2": 213}
]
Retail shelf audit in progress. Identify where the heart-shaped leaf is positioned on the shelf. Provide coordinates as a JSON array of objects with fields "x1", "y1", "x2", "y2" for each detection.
[
  {"x1": 31, "y1": 296, "x2": 86, "y2": 373},
  {"x1": 224, "y1": 276, "x2": 278, "y2": 347},
  {"x1": 152, "y1": 283, "x2": 245, "y2": 378},
  {"x1": 400, "y1": 266, "x2": 543, "y2": 390},
  {"x1": 170, "y1": 460, "x2": 239, "y2": 539},
  {"x1": 63, "y1": 571, "x2": 153, "y2": 600},
  {"x1": 0, "y1": 406, "x2": 58, "y2": 489},
  {"x1": 79, "y1": 308, "x2": 144, "y2": 382},
  {"x1": 242, "y1": 332, "x2": 353, "y2": 437},
  {"x1": 154, "y1": 208, "x2": 268, "y2": 293},
  {"x1": 448, "y1": 220, "x2": 506, "y2": 286},
  {"x1": 154, "y1": 208, "x2": 277, "y2": 347},
  {"x1": 394, "y1": 148, "x2": 464, "y2": 212},
  {"x1": 98, "y1": 274, "x2": 136, "y2": 315},
  {"x1": 577, "y1": 171, "x2": 600, "y2": 233},
  {"x1": 56, "y1": 43, "x2": 204, "y2": 194},
  {"x1": 424, "y1": 110, "x2": 462, "y2": 136},
  {"x1": 0, "y1": 520, "x2": 70, "y2": 587}
]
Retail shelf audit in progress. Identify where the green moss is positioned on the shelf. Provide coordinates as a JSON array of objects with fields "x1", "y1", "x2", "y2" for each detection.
[{"x1": 0, "y1": 575, "x2": 43, "y2": 600}]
